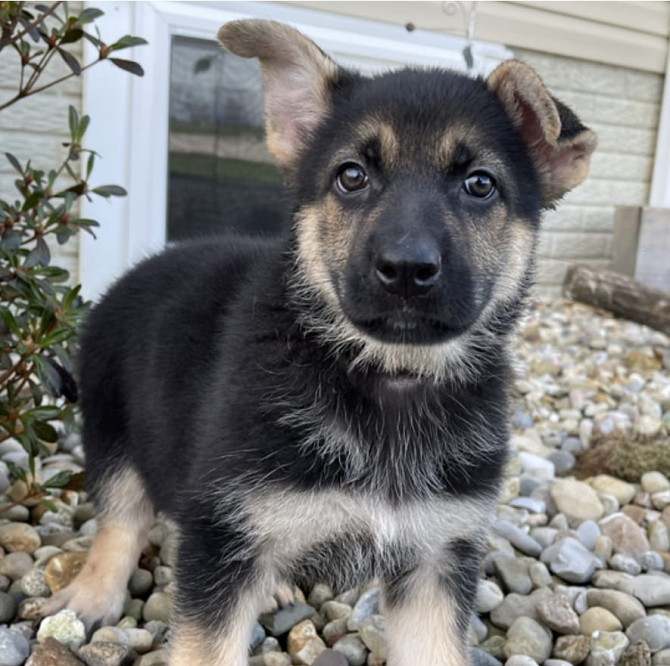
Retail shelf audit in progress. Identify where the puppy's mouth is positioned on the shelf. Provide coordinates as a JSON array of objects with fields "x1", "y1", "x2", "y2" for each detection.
[{"x1": 350, "y1": 313, "x2": 469, "y2": 345}]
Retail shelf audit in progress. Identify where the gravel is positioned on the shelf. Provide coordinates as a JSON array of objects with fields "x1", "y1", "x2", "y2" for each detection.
[{"x1": 0, "y1": 298, "x2": 668, "y2": 664}]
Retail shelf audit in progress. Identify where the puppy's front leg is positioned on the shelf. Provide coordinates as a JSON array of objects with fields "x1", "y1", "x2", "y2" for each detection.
[
  {"x1": 383, "y1": 540, "x2": 481, "y2": 666},
  {"x1": 169, "y1": 514, "x2": 274, "y2": 666}
]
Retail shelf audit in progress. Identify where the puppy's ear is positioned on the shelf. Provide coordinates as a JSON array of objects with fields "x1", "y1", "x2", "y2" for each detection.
[
  {"x1": 218, "y1": 20, "x2": 339, "y2": 172},
  {"x1": 487, "y1": 61, "x2": 597, "y2": 209}
]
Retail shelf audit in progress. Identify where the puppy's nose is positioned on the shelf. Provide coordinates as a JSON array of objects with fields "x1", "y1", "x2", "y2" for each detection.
[{"x1": 374, "y1": 243, "x2": 442, "y2": 297}]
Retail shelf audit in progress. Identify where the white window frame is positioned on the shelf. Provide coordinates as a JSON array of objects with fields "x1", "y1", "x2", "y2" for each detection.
[{"x1": 80, "y1": 0, "x2": 511, "y2": 300}]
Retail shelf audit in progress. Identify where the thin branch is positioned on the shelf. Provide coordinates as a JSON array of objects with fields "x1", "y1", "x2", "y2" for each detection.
[{"x1": 0, "y1": 2, "x2": 62, "y2": 50}]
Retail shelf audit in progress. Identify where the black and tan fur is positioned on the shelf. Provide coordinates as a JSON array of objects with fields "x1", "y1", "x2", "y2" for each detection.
[{"x1": 41, "y1": 20, "x2": 596, "y2": 666}]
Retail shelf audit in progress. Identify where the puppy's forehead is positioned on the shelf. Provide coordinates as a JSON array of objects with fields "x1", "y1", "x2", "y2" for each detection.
[{"x1": 330, "y1": 70, "x2": 516, "y2": 169}]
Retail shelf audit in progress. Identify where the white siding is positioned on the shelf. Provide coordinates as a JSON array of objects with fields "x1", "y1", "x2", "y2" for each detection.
[{"x1": 515, "y1": 49, "x2": 665, "y2": 297}]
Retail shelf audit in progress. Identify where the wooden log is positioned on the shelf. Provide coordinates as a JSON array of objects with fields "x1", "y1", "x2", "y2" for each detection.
[{"x1": 562, "y1": 265, "x2": 670, "y2": 336}]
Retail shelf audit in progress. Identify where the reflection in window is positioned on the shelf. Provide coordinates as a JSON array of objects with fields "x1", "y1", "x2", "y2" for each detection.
[{"x1": 167, "y1": 36, "x2": 288, "y2": 242}]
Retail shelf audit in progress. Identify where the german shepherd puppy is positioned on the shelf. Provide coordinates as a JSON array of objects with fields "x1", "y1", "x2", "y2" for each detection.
[{"x1": 42, "y1": 20, "x2": 596, "y2": 666}]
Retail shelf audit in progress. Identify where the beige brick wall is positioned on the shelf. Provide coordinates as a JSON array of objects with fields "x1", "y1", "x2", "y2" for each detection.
[
  {"x1": 0, "y1": 16, "x2": 83, "y2": 284},
  {"x1": 514, "y1": 49, "x2": 665, "y2": 297}
]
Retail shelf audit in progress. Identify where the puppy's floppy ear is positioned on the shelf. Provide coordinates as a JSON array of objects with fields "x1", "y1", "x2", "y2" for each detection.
[
  {"x1": 487, "y1": 60, "x2": 597, "y2": 209},
  {"x1": 218, "y1": 20, "x2": 339, "y2": 172}
]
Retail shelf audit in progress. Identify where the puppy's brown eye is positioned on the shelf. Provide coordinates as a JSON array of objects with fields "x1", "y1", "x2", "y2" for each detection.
[
  {"x1": 463, "y1": 172, "x2": 496, "y2": 199},
  {"x1": 336, "y1": 163, "x2": 369, "y2": 193}
]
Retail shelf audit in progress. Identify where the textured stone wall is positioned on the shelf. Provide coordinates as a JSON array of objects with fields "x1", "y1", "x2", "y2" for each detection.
[
  {"x1": 514, "y1": 49, "x2": 665, "y2": 297},
  {"x1": 0, "y1": 32, "x2": 83, "y2": 284}
]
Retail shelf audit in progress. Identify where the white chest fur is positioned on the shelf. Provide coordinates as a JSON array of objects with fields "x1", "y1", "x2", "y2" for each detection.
[{"x1": 241, "y1": 487, "x2": 495, "y2": 565}]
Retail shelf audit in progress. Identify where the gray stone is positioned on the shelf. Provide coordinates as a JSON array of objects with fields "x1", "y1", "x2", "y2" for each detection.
[
  {"x1": 490, "y1": 590, "x2": 549, "y2": 630},
  {"x1": 529, "y1": 561, "x2": 553, "y2": 589},
  {"x1": 530, "y1": 527, "x2": 558, "y2": 549},
  {"x1": 610, "y1": 553, "x2": 643, "y2": 575},
  {"x1": 536, "y1": 592, "x2": 580, "y2": 635},
  {"x1": 0, "y1": 627, "x2": 30, "y2": 666},
  {"x1": 494, "y1": 557, "x2": 533, "y2": 595},
  {"x1": 142, "y1": 592, "x2": 172, "y2": 623},
  {"x1": 549, "y1": 450, "x2": 576, "y2": 475},
  {"x1": 587, "y1": 631, "x2": 629, "y2": 666},
  {"x1": 541, "y1": 537, "x2": 601, "y2": 583},
  {"x1": 504, "y1": 617, "x2": 552, "y2": 663},
  {"x1": 620, "y1": 575, "x2": 670, "y2": 607},
  {"x1": 252, "y1": 623, "x2": 265, "y2": 649},
  {"x1": 492, "y1": 521, "x2": 543, "y2": 557},
  {"x1": 128, "y1": 568, "x2": 153, "y2": 597},
  {"x1": 470, "y1": 647, "x2": 503, "y2": 666},
  {"x1": 0, "y1": 551, "x2": 34, "y2": 580},
  {"x1": 653, "y1": 648, "x2": 670, "y2": 664},
  {"x1": 505, "y1": 657, "x2": 539, "y2": 666},
  {"x1": 332, "y1": 634, "x2": 367, "y2": 666},
  {"x1": 477, "y1": 580, "x2": 504, "y2": 614},
  {"x1": 21, "y1": 567, "x2": 51, "y2": 597},
  {"x1": 586, "y1": 590, "x2": 647, "y2": 629},
  {"x1": 639, "y1": 551, "x2": 665, "y2": 573},
  {"x1": 0, "y1": 590, "x2": 17, "y2": 623},
  {"x1": 508, "y1": 497, "x2": 546, "y2": 513},
  {"x1": 359, "y1": 615, "x2": 386, "y2": 660},
  {"x1": 311, "y1": 650, "x2": 348, "y2": 666},
  {"x1": 308, "y1": 583, "x2": 334, "y2": 608},
  {"x1": 348, "y1": 587, "x2": 380, "y2": 630},
  {"x1": 78, "y1": 641, "x2": 130, "y2": 666},
  {"x1": 578, "y1": 520, "x2": 602, "y2": 550},
  {"x1": 626, "y1": 616, "x2": 670, "y2": 653},
  {"x1": 259, "y1": 602, "x2": 316, "y2": 637}
]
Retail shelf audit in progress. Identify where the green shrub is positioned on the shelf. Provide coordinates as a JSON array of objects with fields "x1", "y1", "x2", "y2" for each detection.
[{"x1": 0, "y1": 1, "x2": 145, "y2": 509}]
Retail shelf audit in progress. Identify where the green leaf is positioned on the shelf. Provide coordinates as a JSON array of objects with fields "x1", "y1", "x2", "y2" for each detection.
[
  {"x1": 86, "y1": 153, "x2": 95, "y2": 180},
  {"x1": 34, "y1": 355, "x2": 62, "y2": 397},
  {"x1": 24, "y1": 406, "x2": 61, "y2": 421},
  {"x1": 77, "y1": 115, "x2": 90, "y2": 142},
  {"x1": 24, "y1": 237, "x2": 50, "y2": 268},
  {"x1": 63, "y1": 284, "x2": 81, "y2": 311},
  {"x1": 68, "y1": 105, "x2": 78, "y2": 141},
  {"x1": 57, "y1": 47, "x2": 81, "y2": 75},
  {"x1": 92, "y1": 185, "x2": 126, "y2": 197},
  {"x1": 0, "y1": 308, "x2": 20, "y2": 336},
  {"x1": 41, "y1": 498, "x2": 58, "y2": 513},
  {"x1": 60, "y1": 28, "x2": 84, "y2": 45},
  {"x1": 43, "y1": 469, "x2": 73, "y2": 489},
  {"x1": 0, "y1": 230, "x2": 21, "y2": 251},
  {"x1": 109, "y1": 57, "x2": 144, "y2": 77},
  {"x1": 110, "y1": 35, "x2": 148, "y2": 51},
  {"x1": 22, "y1": 191, "x2": 42, "y2": 211},
  {"x1": 29, "y1": 379, "x2": 43, "y2": 407},
  {"x1": 6, "y1": 461, "x2": 28, "y2": 484},
  {"x1": 33, "y1": 420, "x2": 59, "y2": 443},
  {"x1": 77, "y1": 7, "x2": 104, "y2": 24},
  {"x1": 5, "y1": 153, "x2": 23, "y2": 174},
  {"x1": 82, "y1": 31, "x2": 103, "y2": 47}
]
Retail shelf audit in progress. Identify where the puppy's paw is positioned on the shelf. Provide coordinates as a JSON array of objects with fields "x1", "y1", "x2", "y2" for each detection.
[
  {"x1": 40, "y1": 576, "x2": 127, "y2": 632},
  {"x1": 262, "y1": 582, "x2": 296, "y2": 613}
]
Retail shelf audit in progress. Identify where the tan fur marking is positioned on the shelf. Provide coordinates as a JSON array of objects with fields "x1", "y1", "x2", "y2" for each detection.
[
  {"x1": 41, "y1": 467, "x2": 154, "y2": 627},
  {"x1": 384, "y1": 567, "x2": 468, "y2": 666},
  {"x1": 352, "y1": 118, "x2": 399, "y2": 168}
]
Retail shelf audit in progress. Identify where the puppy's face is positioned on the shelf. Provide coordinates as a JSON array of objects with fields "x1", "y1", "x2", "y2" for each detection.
[
  {"x1": 292, "y1": 70, "x2": 541, "y2": 346},
  {"x1": 218, "y1": 21, "x2": 596, "y2": 377}
]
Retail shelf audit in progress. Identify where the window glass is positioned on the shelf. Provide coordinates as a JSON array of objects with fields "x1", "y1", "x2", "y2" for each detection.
[{"x1": 167, "y1": 36, "x2": 289, "y2": 241}]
